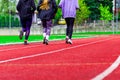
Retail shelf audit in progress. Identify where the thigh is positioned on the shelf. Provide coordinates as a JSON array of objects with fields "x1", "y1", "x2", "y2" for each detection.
[
  {"x1": 69, "y1": 18, "x2": 75, "y2": 27},
  {"x1": 42, "y1": 20, "x2": 47, "y2": 27},
  {"x1": 20, "y1": 18, "x2": 26, "y2": 28},
  {"x1": 26, "y1": 18, "x2": 32, "y2": 29},
  {"x1": 65, "y1": 18, "x2": 70, "y2": 27},
  {"x1": 46, "y1": 20, "x2": 52, "y2": 27}
]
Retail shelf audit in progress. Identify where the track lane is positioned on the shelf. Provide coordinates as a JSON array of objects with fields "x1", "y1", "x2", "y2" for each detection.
[
  {"x1": 0, "y1": 38, "x2": 115, "y2": 61},
  {"x1": 0, "y1": 35, "x2": 120, "y2": 80},
  {"x1": 103, "y1": 65, "x2": 120, "y2": 80},
  {"x1": 0, "y1": 36, "x2": 113, "y2": 61}
]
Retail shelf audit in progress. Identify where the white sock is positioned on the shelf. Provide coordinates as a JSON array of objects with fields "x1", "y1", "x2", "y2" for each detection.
[
  {"x1": 46, "y1": 35, "x2": 49, "y2": 40},
  {"x1": 43, "y1": 33, "x2": 46, "y2": 38},
  {"x1": 66, "y1": 36, "x2": 69, "y2": 39}
]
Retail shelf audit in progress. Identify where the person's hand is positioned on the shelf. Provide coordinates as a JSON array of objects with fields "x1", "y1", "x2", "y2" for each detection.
[{"x1": 35, "y1": 10, "x2": 38, "y2": 14}]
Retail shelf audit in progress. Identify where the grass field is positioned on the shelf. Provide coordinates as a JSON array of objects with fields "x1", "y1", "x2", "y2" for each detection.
[{"x1": 0, "y1": 31, "x2": 119, "y2": 45}]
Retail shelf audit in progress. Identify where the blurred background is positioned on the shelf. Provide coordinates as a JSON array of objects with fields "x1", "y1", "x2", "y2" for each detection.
[{"x1": 0, "y1": 0, "x2": 120, "y2": 44}]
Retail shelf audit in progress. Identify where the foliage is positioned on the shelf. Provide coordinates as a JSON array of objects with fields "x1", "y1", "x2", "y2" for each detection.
[
  {"x1": 0, "y1": 0, "x2": 17, "y2": 14},
  {"x1": 34, "y1": 0, "x2": 39, "y2": 5},
  {"x1": 99, "y1": 4, "x2": 113, "y2": 20},
  {"x1": 0, "y1": 13, "x2": 20, "y2": 27},
  {"x1": 0, "y1": 0, "x2": 9, "y2": 13},
  {"x1": 0, "y1": 0, "x2": 20, "y2": 27},
  {"x1": 84, "y1": 0, "x2": 100, "y2": 20},
  {"x1": 76, "y1": 0, "x2": 91, "y2": 25},
  {"x1": 54, "y1": 8, "x2": 62, "y2": 24},
  {"x1": 0, "y1": 0, "x2": 116, "y2": 27},
  {"x1": 54, "y1": 0, "x2": 62, "y2": 24},
  {"x1": 84, "y1": 0, "x2": 113, "y2": 20}
]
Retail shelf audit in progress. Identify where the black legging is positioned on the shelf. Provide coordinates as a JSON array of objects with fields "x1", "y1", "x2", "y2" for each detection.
[
  {"x1": 65, "y1": 18, "x2": 75, "y2": 39},
  {"x1": 20, "y1": 17, "x2": 32, "y2": 40}
]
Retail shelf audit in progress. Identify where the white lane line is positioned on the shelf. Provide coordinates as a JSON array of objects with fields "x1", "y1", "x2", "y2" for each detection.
[
  {"x1": 0, "y1": 37, "x2": 113, "y2": 52},
  {"x1": 92, "y1": 56, "x2": 120, "y2": 80},
  {"x1": 0, "y1": 38, "x2": 113, "y2": 64}
]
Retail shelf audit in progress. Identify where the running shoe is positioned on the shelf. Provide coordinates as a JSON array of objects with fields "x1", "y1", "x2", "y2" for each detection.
[
  {"x1": 65, "y1": 38, "x2": 69, "y2": 44},
  {"x1": 24, "y1": 40, "x2": 28, "y2": 45},
  {"x1": 45, "y1": 39, "x2": 48, "y2": 45},
  {"x1": 68, "y1": 39, "x2": 72, "y2": 44},
  {"x1": 43, "y1": 37, "x2": 46, "y2": 44}
]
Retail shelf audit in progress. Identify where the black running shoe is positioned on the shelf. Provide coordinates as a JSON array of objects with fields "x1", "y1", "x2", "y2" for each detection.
[
  {"x1": 24, "y1": 40, "x2": 28, "y2": 45},
  {"x1": 45, "y1": 39, "x2": 48, "y2": 45},
  {"x1": 19, "y1": 31, "x2": 23, "y2": 40},
  {"x1": 43, "y1": 37, "x2": 46, "y2": 44},
  {"x1": 65, "y1": 38, "x2": 69, "y2": 44}
]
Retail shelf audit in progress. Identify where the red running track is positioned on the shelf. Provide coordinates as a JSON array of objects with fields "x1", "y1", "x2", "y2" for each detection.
[{"x1": 0, "y1": 35, "x2": 120, "y2": 80}]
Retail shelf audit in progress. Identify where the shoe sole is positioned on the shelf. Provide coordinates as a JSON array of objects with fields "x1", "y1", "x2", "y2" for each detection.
[
  {"x1": 66, "y1": 41, "x2": 68, "y2": 44},
  {"x1": 24, "y1": 42, "x2": 29, "y2": 45},
  {"x1": 45, "y1": 43, "x2": 48, "y2": 45},
  {"x1": 68, "y1": 42, "x2": 72, "y2": 44},
  {"x1": 45, "y1": 40, "x2": 48, "y2": 45},
  {"x1": 24, "y1": 43, "x2": 29, "y2": 45}
]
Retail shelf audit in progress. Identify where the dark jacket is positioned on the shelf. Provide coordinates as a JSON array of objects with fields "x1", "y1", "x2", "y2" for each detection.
[
  {"x1": 37, "y1": 0, "x2": 57, "y2": 20},
  {"x1": 17, "y1": 0, "x2": 36, "y2": 19}
]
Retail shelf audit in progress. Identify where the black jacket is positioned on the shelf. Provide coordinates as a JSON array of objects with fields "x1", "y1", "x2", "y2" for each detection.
[
  {"x1": 37, "y1": 0, "x2": 57, "y2": 20},
  {"x1": 17, "y1": 0, "x2": 36, "y2": 19}
]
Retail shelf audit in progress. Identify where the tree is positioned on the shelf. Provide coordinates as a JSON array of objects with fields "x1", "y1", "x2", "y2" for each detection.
[
  {"x1": 0, "y1": 0, "x2": 19, "y2": 27},
  {"x1": 0, "y1": 0, "x2": 17, "y2": 14},
  {"x1": 54, "y1": 0, "x2": 62, "y2": 24},
  {"x1": 76, "y1": 0, "x2": 91, "y2": 25},
  {"x1": 0, "y1": 0, "x2": 9, "y2": 14},
  {"x1": 84, "y1": 0, "x2": 113, "y2": 20},
  {"x1": 99, "y1": 4, "x2": 113, "y2": 20}
]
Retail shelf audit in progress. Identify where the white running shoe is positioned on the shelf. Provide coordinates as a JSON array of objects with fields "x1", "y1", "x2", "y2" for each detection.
[{"x1": 68, "y1": 39, "x2": 72, "y2": 44}]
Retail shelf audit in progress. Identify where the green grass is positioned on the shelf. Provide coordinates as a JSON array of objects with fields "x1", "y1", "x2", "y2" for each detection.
[
  {"x1": 0, "y1": 34, "x2": 91, "y2": 45},
  {"x1": 0, "y1": 31, "x2": 119, "y2": 45}
]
